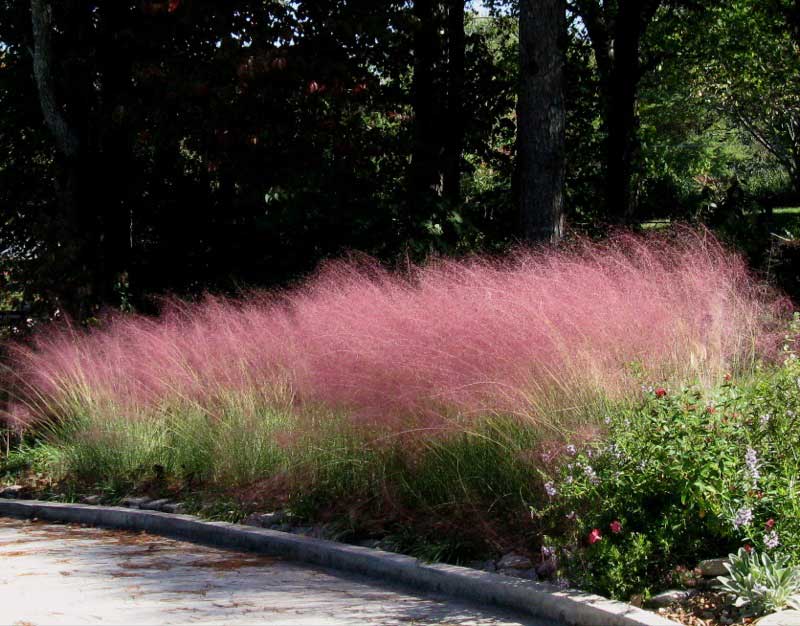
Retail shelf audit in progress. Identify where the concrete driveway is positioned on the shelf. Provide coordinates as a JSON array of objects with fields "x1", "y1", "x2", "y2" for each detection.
[{"x1": 0, "y1": 517, "x2": 549, "y2": 625}]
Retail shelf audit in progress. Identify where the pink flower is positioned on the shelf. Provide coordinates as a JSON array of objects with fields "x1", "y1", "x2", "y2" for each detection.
[
  {"x1": 609, "y1": 520, "x2": 622, "y2": 534},
  {"x1": 744, "y1": 543, "x2": 753, "y2": 553},
  {"x1": 588, "y1": 528, "x2": 603, "y2": 544},
  {"x1": 766, "y1": 518, "x2": 776, "y2": 529}
]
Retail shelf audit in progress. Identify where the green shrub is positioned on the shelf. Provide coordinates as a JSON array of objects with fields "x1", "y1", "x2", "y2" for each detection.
[{"x1": 534, "y1": 324, "x2": 800, "y2": 599}]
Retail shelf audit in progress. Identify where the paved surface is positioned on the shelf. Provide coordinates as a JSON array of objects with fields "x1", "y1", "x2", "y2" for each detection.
[{"x1": 0, "y1": 517, "x2": 550, "y2": 626}]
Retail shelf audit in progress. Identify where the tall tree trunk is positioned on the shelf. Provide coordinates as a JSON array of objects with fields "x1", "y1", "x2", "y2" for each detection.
[
  {"x1": 96, "y1": 2, "x2": 133, "y2": 308},
  {"x1": 603, "y1": 6, "x2": 641, "y2": 224},
  {"x1": 31, "y1": 0, "x2": 136, "y2": 316},
  {"x1": 442, "y1": 0, "x2": 465, "y2": 207},
  {"x1": 30, "y1": 0, "x2": 79, "y2": 158},
  {"x1": 517, "y1": 0, "x2": 567, "y2": 243},
  {"x1": 31, "y1": 0, "x2": 96, "y2": 319},
  {"x1": 572, "y1": 0, "x2": 661, "y2": 226},
  {"x1": 410, "y1": 0, "x2": 442, "y2": 210},
  {"x1": 603, "y1": 89, "x2": 638, "y2": 224}
]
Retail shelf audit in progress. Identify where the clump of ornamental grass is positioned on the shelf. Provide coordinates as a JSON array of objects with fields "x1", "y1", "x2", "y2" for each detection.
[{"x1": 0, "y1": 229, "x2": 789, "y2": 507}]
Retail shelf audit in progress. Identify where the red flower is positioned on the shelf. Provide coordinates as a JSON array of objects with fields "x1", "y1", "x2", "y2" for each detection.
[
  {"x1": 168, "y1": 0, "x2": 181, "y2": 13},
  {"x1": 706, "y1": 406, "x2": 716, "y2": 414},
  {"x1": 744, "y1": 543, "x2": 753, "y2": 553},
  {"x1": 724, "y1": 373, "x2": 732, "y2": 382},
  {"x1": 588, "y1": 528, "x2": 603, "y2": 544},
  {"x1": 307, "y1": 81, "x2": 326, "y2": 95},
  {"x1": 609, "y1": 520, "x2": 622, "y2": 534},
  {"x1": 655, "y1": 388, "x2": 667, "y2": 398},
  {"x1": 766, "y1": 518, "x2": 776, "y2": 529}
]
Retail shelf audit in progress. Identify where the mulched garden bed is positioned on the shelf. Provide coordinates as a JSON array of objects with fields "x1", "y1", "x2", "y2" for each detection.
[{"x1": 655, "y1": 591, "x2": 756, "y2": 626}]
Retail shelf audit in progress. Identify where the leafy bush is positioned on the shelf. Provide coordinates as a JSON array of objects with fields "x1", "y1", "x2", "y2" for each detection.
[{"x1": 535, "y1": 321, "x2": 800, "y2": 599}]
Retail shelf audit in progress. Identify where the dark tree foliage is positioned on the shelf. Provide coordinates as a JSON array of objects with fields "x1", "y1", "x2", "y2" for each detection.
[
  {"x1": 2, "y1": 0, "x2": 420, "y2": 316},
  {"x1": 1, "y1": 0, "x2": 800, "y2": 317}
]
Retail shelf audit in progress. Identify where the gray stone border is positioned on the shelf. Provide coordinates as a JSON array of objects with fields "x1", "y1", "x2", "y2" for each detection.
[{"x1": 0, "y1": 499, "x2": 678, "y2": 626}]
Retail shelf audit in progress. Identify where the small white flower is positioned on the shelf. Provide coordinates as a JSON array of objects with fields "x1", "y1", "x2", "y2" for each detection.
[
  {"x1": 764, "y1": 530, "x2": 780, "y2": 549},
  {"x1": 605, "y1": 443, "x2": 624, "y2": 460},
  {"x1": 544, "y1": 482, "x2": 558, "y2": 498},
  {"x1": 565, "y1": 444, "x2": 577, "y2": 456},
  {"x1": 733, "y1": 506, "x2": 754, "y2": 529}
]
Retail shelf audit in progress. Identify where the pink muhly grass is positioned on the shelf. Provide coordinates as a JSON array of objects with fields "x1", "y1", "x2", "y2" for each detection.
[{"x1": 4, "y1": 229, "x2": 789, "y2": 437}]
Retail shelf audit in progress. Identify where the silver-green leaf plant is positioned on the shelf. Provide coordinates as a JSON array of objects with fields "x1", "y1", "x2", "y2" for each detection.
[{"x1": 717, "y1": 548, "x2": 800, "y2": 616}]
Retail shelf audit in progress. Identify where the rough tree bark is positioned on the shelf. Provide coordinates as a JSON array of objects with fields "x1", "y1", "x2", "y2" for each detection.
[{"x1": 517, "y1": 0, "x2": 567, "y2": 243}]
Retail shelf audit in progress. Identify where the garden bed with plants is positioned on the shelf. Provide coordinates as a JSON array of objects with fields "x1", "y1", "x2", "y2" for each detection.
[{"x1": 3, "y1": 230, "x2": 800, "y2": 625}]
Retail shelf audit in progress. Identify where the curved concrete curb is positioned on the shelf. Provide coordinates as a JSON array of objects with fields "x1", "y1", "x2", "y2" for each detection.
[{"x1": 0, "y1": 499, "x2": 678, "y2": 626}]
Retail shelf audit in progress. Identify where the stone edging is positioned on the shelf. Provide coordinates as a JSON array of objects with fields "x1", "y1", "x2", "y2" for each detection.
[{"x1": 0, "y1": 499, "x2": 679, "y2": 626}]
